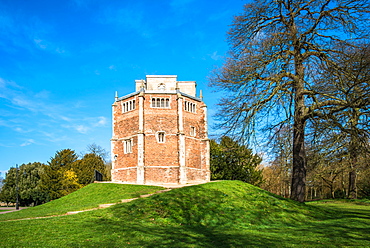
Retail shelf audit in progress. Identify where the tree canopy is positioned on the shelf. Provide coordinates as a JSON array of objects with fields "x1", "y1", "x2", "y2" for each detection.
[
  {"x1": 210, "y1": 0, "x2": 370, "y2": 202},
  {"x1": 0, "y1": 163, "x2": 48, "y2": 206},
  {"x1": 1, "y1": 145, "x2": 111, "y2": 206},
  {"x1": 210, "y1": 136, "x2": 263, "y2": 186}
]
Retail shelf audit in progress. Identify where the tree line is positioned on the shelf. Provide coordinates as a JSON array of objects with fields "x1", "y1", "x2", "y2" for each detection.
[
  {"x1": 0, "y1": 137, "x2": 264, "y2": 206},
  {"x1": 261, "y1": 125, "x2": 370, "y2": 200},
  {"x1": 0, "y1": 144, "x2": 111, "y2": 206}
]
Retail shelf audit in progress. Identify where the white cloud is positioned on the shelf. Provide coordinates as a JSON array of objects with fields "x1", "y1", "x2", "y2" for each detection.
[
  {"x1": 95, "y1": 116, "x2": 107, "y2": 127},
  {"x1": 109, "y1": 65, "x2": 116, "y2": 70},
  {"x1": 34, "y1": 38, "x2": 47, "y2": 49},
  {"x1": 56, "y1": 47, "x2": 66, "y2": 54},
  {"x1": 62, "y1": 124, "x2": 90, "y2": 134},
  {"x1": 1, "y1": 78, "x2": 109, "y2": 147},
  {"x1": 210, "y1": 51, "x2": 222, "y2": 61},
  {"x1": 20, "y1": 139, "x2": 35, "y2": 147},
  {"x1": 75, "y1": 125, "x2": 89, "y2": 134},
  {"x1": 0, "y1": 9, "x2": 68, "y2": 56},
  {"x1": 40, "y1": 131, "x2": 68, "y2": 143},
  {"x1": 34, "y1": 38, "x2": 67, "y2": 54},
  {"x1": 0, "y1": 78, "x2": 23, "y2": 98},
  {"x1": 14, "y1": 127, "x2": 32, "y2": 133}
]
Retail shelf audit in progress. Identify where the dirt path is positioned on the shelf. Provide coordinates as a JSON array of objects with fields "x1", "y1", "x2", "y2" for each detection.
[
  {"x1": 0, "y1": 207, "x2": 28, "y2": 214},
  {"x1": 2, "y1": 189, "x2": 172, "y2": 222}
]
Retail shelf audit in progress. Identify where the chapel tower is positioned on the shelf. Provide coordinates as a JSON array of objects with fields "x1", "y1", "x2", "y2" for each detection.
[{"x1": 111, "y1": 75, "x2": 210, "y2": 185}]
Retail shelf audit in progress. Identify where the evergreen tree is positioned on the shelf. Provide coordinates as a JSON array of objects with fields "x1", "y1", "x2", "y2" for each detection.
[
  {"x1": 18, "y1": 162, "x2": 48, "y2": 206},
  {"x1": 40, "y1": 149, "x2": 79, "y2": 200},
  {"x1": 74, "y1": 153, "x2": 107, "y2": 186},
  {"x1": 0, "y1": 172, "x2": 4, "y2": 190},
  {"x1": 0, "y1": 167, "x2": 17, "y2": 205},
  {"x1": 210, "y1": 136, "x2": 263, "y2": 186}
]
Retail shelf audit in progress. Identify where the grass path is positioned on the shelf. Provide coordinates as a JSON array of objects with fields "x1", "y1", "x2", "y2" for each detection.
[
  {"x1": 0, "y1": 183, "x2": 165, "y2": 222},
  {"x1": 2, "y1": 188, "x2": 172, "y2": 222}
]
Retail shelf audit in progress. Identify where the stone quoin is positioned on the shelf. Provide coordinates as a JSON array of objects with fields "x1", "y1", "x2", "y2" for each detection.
[{"x1": 111, "y1": 75, "x2": 210, "y2": 185}]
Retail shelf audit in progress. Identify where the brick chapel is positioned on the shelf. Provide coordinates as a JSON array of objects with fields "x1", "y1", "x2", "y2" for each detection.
[{"x1": 111, "y1": 75, "x2": 210, "y2": 185}]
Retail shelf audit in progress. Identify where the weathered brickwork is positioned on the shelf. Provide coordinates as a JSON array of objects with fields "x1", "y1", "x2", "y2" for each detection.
[
  {"x1": 111, "y1": 75, "x2": 210, "y2": 185},
  {"x1": 144, "y1": 135, "x2": 178, "y2": 166},
  {"x1": 144, "y1": 167, "x2": 179, "y2": 184}
]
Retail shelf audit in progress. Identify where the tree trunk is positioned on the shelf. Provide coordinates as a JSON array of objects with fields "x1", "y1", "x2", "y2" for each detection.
[
  {"x1": 291, "y1": 118, "x2": 307, "y2": 202},
  {"x1": 291, "y1": 52, "x2": 307, "y2": 203},
  {"x1": 331, "y1": 185, "x2": 334, "y2": 199},
  {"x1": 348, "y1": 167, "x2": 357, "y2": 199},
  {"x1": 348, "y1": 111, "x2": 359, "y2": 199}
]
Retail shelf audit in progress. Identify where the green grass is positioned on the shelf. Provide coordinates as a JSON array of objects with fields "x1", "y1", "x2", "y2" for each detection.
[
  {"x1": 0, "y1": 183, "x2": 163, "y2": 221},
  {"x1": 0, "y1": 181, "x2": 369, "y2": 247}
]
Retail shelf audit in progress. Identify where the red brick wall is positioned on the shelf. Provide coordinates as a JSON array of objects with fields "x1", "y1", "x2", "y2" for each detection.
[
  {"x1": 112, "y1": 168, "x2": 137, "y2": 183},
  {"x1": 144, "y1": 167, "x2": 179, "y2": 184},
  {"x1": 143, "y1": 94, "x2": 179, "y2": 169},
  {"x1": 144, "y1": 135, "x2": 178, "y2": 166},
  {"x1": 186, "y1": 168, "x2": 203, "y2": 183},
  {"x1": 112, "y1": 95, "x2": 139, "y2": 170},
  {"x1": 113, "y1": 96, "x2": 139, "y2": 137},
  {"x1": 112, "y1": 91, "x2": 209, "y2": 184}
]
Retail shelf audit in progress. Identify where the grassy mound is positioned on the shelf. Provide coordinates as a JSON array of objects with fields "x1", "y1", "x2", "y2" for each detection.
[
  {"x1": 1, "y1": 181, "x2": 369, "y2": 247},
  {"x1": 0, "y1": 183, "x2": 163, "y2": 221},
  {"x1": 105, "y1": 180, "x2": 328, "y2": 228}
]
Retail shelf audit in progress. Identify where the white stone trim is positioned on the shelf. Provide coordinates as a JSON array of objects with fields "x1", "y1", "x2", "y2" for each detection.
[
  {"x1": 122, "y1": 98, "x2": 136, "y2": 113},
  {"x1": 150, "y1": 97, "x2": 171, "y2": 108},
  {"x1": 137, "y1": 94, "x2": 145, "y2": 184},
  {"x1": 112, "y1": 167, "x2": 138, "y2": 171},
  {"x1": 123, "y1": 139, "x2": 133, "y2": 154},
  {"x1": 144, "y1": 166, "x2": 180, "y2": 168}
]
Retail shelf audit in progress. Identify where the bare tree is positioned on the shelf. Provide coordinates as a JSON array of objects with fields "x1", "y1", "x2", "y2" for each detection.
[
  {"x1": 312, "y1": 44, "x2": 370, "y2": 198},
  {"x1": 86, "y1": 143, "x2": 110, "y2": 163},
  {"x1": 210, "y1": 0, "x2": 369, "y2": 202}
]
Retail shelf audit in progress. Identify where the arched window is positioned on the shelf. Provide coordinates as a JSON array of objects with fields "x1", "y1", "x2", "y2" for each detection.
[
  {"x1": 184, "y1": 101, "x2": 196, "y2": 113},
  {"x1": 151, "y1": 98, "x2": 170, "y2": 108},
  {"x1": 122, "y1": 99, "x2": 136, "y2": 113}
]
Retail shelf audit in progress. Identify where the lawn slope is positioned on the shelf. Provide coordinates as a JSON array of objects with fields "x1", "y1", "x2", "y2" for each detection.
[
  {"x1": 0, "y1": 183, "x2": 163, "y2": 221},
  {"x1": 108, "y1": 180, "x2": 327, "y2": 227},
  {"x1": 1, "y1": 181, "x2": 369, "y2": 247}
]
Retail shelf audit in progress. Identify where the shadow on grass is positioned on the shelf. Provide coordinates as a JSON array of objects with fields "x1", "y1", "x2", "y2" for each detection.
[
  {"x1": 81, "y1": 191, "x2": 370, "y2": 247},
  {"x1": 88, "y1": 218, "x2": 280, "y2": 247},
  {"x1": 86, "y1": 214, "x2": 370, "y2": 247},
  {"x1": 1, "y1": 181, "x2": 370, "y2": 247}
]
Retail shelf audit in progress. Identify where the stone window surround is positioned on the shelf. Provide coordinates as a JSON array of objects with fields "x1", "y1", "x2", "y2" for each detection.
[
  {"x1": 124, "y1": 139, "x2": 133, "y2": 154},
  {"x1": 122, "y1": 99, "x2": 136, "y2": 113},
  {"x1": 151, "y1": 97, "x2": 170, "y2": 108},
  {"x1": 184, "y1": 100, "x2": 196, "y2": 113},
  {"x1": 190, "y1": 126, "x2": 196, "y2": 137}
]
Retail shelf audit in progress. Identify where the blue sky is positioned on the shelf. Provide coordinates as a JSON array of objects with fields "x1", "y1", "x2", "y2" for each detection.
[{"x1": 0, "y1": 0, "x2": 246, "y2": 175}]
